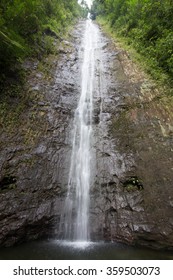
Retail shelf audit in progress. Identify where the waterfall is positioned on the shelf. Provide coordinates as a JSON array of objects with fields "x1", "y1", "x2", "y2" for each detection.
[{"x1": 60, "y1": 20, "x2": 98, "y2": 242}]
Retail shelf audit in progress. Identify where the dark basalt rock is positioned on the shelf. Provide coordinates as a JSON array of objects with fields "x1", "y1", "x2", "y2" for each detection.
[{"x1": 1, "y1": 20, "x2": 173, "y2": 250}]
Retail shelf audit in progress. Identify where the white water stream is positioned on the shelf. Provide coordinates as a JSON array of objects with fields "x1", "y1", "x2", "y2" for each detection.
[{"x1": 60, "y1": 20, "x2": 99, "y2": 242}]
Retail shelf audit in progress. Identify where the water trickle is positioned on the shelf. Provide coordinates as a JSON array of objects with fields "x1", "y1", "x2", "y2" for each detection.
[{"x1": 59, "y1": 20, "x2": 99, "y2": 242}]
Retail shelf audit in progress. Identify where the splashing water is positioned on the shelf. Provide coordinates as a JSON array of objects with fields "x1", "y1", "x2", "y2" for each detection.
[{"x1": 60, "y1": 20, "x2": 99, "y2": 243}]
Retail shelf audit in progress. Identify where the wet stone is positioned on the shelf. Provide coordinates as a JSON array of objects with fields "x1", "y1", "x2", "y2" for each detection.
[{"x1": 0, "y1": 20, "x2": 173, "y2": 250}]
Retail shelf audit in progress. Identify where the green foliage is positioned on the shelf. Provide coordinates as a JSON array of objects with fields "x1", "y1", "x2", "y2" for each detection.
[
  {"x1": 0, "y1": 31, "x2": 24, "y2": 49},
  {"x1": 123, "y1": 176, "x2": 143, "y2": 191},
  {"x1": 79, "y1": 1, "x2": 90, "y2": 18},
  {"x1": 92, "y1": 0, "x2": 173, "y2": 80},
  {"x1": 0, "y1": 0, "x2": 81, "y2": 87}
]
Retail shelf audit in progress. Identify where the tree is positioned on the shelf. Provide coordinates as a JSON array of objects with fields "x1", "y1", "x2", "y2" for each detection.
[{"x1": 91, "y1": 0, "x2": 173, "y2": 78}]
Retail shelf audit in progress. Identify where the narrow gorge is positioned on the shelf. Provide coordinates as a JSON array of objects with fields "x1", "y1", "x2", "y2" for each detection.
[{"x1": 1, "y1": 19, "x2": 173, "y2": 257}]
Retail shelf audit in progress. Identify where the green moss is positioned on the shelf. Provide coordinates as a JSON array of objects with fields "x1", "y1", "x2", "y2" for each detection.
[
  {"x1": 97, "y1": 16, "x2": 173, "y2": 96},
  {"x1": 111, "y1": 111, "x2": 128, "y2": 131},
  {"x1": 123, "y1": 176, "x2": 143, "y2": 192},
  {"x1": 125, "y1": 184, "x2": 138, "y2": 191},
  {"x1": 0, "y1": 174, "x2": 17, "y2": 192}
]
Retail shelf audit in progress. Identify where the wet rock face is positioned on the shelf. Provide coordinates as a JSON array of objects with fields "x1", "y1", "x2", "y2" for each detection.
[
  {"x1": 1, "y1": 20, "x2": 173, "y2": 250},
  {"x1": 0, "y1": 21, "x2": 84, "y2": 247},
  {"x1": 89, "y1": 27, "x2": 173, "y2": 249}
]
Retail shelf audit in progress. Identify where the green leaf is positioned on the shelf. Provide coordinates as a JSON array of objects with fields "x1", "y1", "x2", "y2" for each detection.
[{"x1": 0, "y1": 31, "x2": 24, "y2": 50}]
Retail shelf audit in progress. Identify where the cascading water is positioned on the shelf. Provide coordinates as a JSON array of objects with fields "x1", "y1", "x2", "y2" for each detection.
[{"x1": 60, "y1": 20, "x2": 99, "y2": 243}]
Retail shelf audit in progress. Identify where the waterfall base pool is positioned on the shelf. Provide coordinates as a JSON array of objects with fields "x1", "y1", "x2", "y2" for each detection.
[{"x1": 0, "y1": 240, "x2": 173, "y2": 260}]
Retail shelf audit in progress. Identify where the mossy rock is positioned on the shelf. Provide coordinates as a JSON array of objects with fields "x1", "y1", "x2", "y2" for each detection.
[
  {"x1": 123, "y1": 176, "x2": 143, "y2": 191},
  {"x1": 0, "y1": 174, "x2": 17, "y2": 191}
]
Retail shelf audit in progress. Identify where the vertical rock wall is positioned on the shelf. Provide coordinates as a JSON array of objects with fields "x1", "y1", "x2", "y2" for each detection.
[{"x1": 1, "y1": 20, "x2": 173, "y2": 249}]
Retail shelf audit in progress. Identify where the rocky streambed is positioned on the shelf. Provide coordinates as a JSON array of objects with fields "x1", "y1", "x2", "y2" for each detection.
[{"x1": 0, "y1": 20, "x2": 173, "y2": 250}]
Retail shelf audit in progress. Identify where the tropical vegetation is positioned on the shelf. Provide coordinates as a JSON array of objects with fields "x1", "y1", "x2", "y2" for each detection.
[
  {"x1": 91, "y1": 0, "x2": 173, "y2": 81},
  {"x1": 0, "y1": 0, "x2": 84, "y2": 87}
]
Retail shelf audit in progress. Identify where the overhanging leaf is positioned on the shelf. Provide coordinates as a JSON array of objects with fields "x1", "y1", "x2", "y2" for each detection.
[{"x1": 0, "y1": 31, "x2": 24, "y2": 50}]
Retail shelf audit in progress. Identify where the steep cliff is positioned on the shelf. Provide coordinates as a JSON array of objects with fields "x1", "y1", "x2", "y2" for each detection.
[{"x1": 1, "y1": 20, "x2": 173, "y2": 249}]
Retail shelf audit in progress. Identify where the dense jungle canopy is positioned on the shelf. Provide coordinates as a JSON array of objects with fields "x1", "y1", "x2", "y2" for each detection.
[
  {"x1": 91, "y1": 0, "x2": 173, "y2": 80},
  {"x1": 0, "y1": 0, "x2": 87, "y2": 85},
  {"x1": 0, "y1": 0, "x2": 173, "y2": 89}
]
